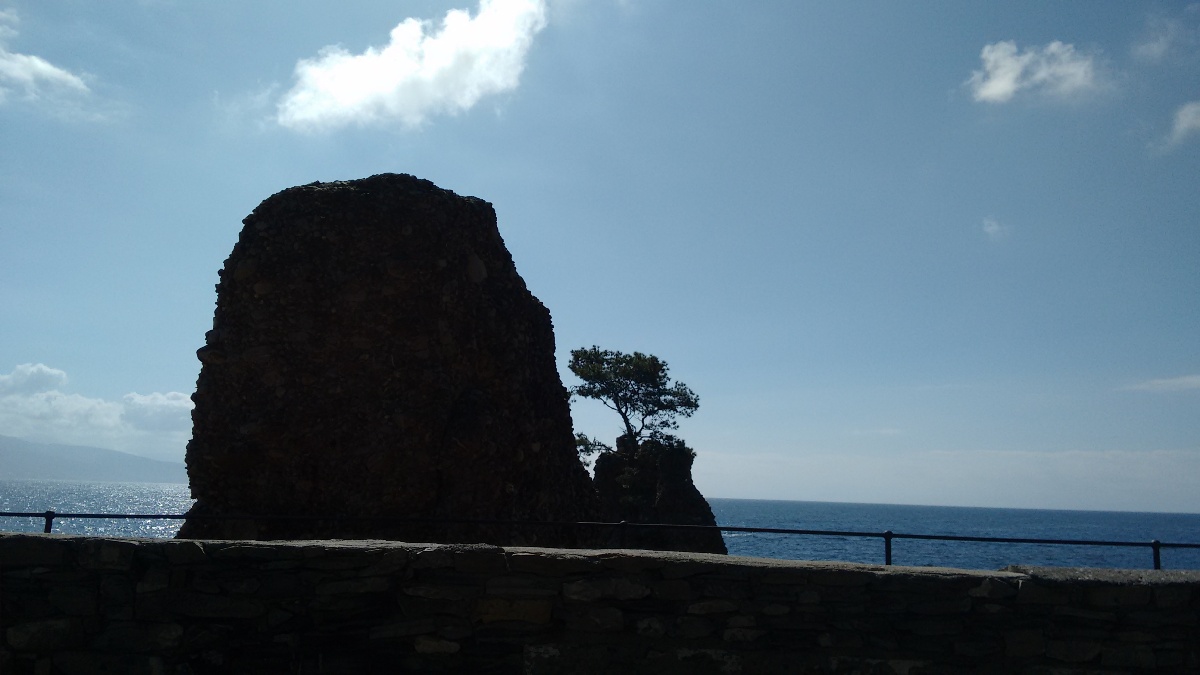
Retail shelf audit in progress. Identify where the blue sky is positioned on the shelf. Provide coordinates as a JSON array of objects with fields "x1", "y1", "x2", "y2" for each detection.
[{"x1": 2, "y1": 0, "x2": 1198, "y2": 512}]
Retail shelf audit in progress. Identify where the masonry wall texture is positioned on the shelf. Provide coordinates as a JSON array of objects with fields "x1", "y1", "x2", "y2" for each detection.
[
  {"x1": 2, "y1": 534, "x2": 1197, "y2": 674},
  {"x1": 179, "y1": 173, "x2": 596, "y2": 545}
]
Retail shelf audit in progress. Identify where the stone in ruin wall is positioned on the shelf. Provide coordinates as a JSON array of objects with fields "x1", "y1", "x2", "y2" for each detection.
[{"x1": 2, "y1": 534, "x2": 1198, "y2": 674}]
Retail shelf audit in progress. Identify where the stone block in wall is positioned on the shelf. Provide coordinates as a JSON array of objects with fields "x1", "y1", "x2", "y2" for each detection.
[
  {"x1": 1155, "y1": 586, "x2": 1192, "y2": 608},
  {"x1": 1101, "y1": 645, "x2": 1158, "y2": 670},
  {"x1": 413, "y1": 635, "x2": 461, "y2": 654},
  {"x1": 1046, "y1": 638, "x2": 1103, "y2": 663},
  {"x1": 403, "y1": 584, "x2": 480, "y2": 601},
  {"x1": 650, "y1": 579, "x2": 692, "y2": 601},
  {"x1": 167, "y1": 592, "x2": 265, "y2": 619},
  {"x1": 474, "y1": 597, "x2": 554, "y2": 624},
  {"x1": 506, "y1": 550, "x2": 602, "y2": 576},
  {"x1": 954, "y1": 639, "x2": 1003, "y2": 658},
  {"x1": 6, "y1": 618, "x2": 82, "y2": 651},
  {"x1": 1052, "y1": 605, "x2": 1118, "y2": 626},
  {"x1": 91, "y1": 621, "x2": 184, "y2": 652},
  {"x1": 565, "y1": 606, "x2": 623, "y2": 632},
  {"x1": 53, "y1": 652, "x2": 165, "y2": 675},
  {"x1": 484, "y1": 575, "x2": 560, "y2": 599},
  {"x1": 1016, "y1": 580, "x2": 1071, "y2": 605},
  {"x1": 722, "y1": 627, "x2": 767, "y2": 643},
  {"x1": 368, "y1": 619, "x2": 437, "y2": 639},
  {"x1": 907, "y1": 596, "x2": 973, "y2": 615},
  {"x1": 413, "y1": 544, "x2": 507, "y2": 573},
  {"x1": 78, "y1": 540, "x2": 138, "y2": 571},
  {"x1": 562, "y1": 577, "x2": 650, "y2": 601},
  {"x1": 967, "y1": 577, "x2": 1018, "y2": 599},
  {"x1": 687, "y1": 599, "x2": 739, "y2": 615},
  {"x1": 1088, "y1": 585, "x2": 1153, "y2": 607},
  {"x1": 672, "y1": 616, "x2": 715, "y2": 639},
  {"x1": 47, "y1": 587, "x2": 97, "y2": 616},
  {"x1": 900, "y1": 617, "x2": 964, "y2": 637},
  {"x1": 0, "y1": 536, "x2": 69, "y2": 566}
]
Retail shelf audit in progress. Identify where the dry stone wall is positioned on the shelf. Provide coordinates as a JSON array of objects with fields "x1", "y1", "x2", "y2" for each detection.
[{"x1": 2, "y1": 533, "x2": 1197, "y2": 674}]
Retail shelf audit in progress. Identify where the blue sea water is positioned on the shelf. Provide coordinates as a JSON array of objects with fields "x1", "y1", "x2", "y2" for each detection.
[
  {"x1": 1, "y1": 480, "x2": 1197, "y2": 571},
  {"x1": 710, "y1": 498, "x2": 1200, "y2": 571}
]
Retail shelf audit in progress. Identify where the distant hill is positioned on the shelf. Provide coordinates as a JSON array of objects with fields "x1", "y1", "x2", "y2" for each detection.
[{"x1": 0, "y1": 435, "x2": 187, "y2": 484}]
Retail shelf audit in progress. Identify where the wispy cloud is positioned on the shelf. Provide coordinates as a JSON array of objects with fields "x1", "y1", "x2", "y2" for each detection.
[
  {"x1": 0, "y1": 9, "x2": 91, "y2": 106},
  {"x1": 1166, "y1": 100, "x2": 1200, "y2": 147},
  {"x1": 277, "y1": 0, "x2": 548, "y2": 132},
  {"x1": 0, "y1": 363, "x2": 193, "y2": 461},
  {"x1": 1132, "y1": 10, "x2": 1199, "y2": 62},
  {"x1": 212, "y1": 83, "x2": 280, "y2": 132},
  {"x1": 982, "y1": 217, "x2": 1010, "y2": 241},
  {"x1": 1124, "y1": 374, "x2": 1200, "y2": 392},
  {"x1": 966, "y1": 40, "x2": 1103, "y2": 104},
  {"x1": 1133, "y1": 17, "x2": 1182, "y2": 62}
]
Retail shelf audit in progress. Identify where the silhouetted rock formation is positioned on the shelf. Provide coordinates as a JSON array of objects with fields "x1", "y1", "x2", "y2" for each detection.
[
  {"x1": 179, "y1": 173, "x2": 596, "y2": 545},
  {"x1": 592, "y1": 435, "x2": 727, "y2": 554}
]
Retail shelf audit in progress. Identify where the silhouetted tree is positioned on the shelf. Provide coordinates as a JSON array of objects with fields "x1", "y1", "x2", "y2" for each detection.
[
  {"x1": 574, "y1": 432, "x2": 611, "y2": 467},
  {"x1": 568, "y1": 346, "x2": 699, "y2": 449}
]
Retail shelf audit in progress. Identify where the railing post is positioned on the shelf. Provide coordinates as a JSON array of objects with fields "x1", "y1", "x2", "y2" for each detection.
[
  {"x1": 884, "y1": 530, "x2": 893, "y2": 565},
  {"x1": 43, "y1": 510, "x2": 56, "y2": 534},
  {"x1": 1151, "y1": 540, "x2": 1161, "y2": 570},
  {"x1": 619, "y1": 520, "x2": 628, "y2": 548}
]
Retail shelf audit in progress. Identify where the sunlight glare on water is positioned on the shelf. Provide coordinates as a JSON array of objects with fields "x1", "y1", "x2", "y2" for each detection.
[{"x1": 0, "y1": 480, "x2": 194, "y2": 538}]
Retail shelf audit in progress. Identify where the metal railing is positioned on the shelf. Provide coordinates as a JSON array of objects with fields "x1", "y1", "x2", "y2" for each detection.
[{"x1": 2, "y1": 510, "x2": 1198, "y2": 570}]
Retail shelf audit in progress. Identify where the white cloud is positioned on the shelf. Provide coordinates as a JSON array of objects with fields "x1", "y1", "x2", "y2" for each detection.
[
  {"x1": 0, "y1": 363, "x2": 68, "y2": 396},
  {"x1": 1125, "y1": 374, "x2": 1200, "y2": 392},
  {"x1": 0, "y1": 9, "x2": 91, "y2": 106},
  {"x1": 121, "y1": 392, "x2": 193, "y2": 432},
  {"x1": 277, "y1": 0, "x2": 548, "y2": 132},
  {"x1": 0, "y1": 389, "x2": 125, "y2": 438},
  {"x1": 1166, "y1": 100, "x2": 1200, "y2": 147},
  {"x1": 0, "y1": 364, "x2": 192, "y2": 461},
  {"x1": 967, "y1": 40, "x2": 1102, "y2": 104},
  {"x1": 982, "y1": 217, "x2": 1010, "y2": 241}
]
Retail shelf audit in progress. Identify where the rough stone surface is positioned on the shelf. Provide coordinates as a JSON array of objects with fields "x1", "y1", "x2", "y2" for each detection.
[
  {"x1": 593, "y1": 436, "x2": 727, "y2": 554},
  {"x1": 3, "y1": 534, "x2": 1199, "y2": 674},
  {"x1": 179, "y1": 174, "x2": 596, "y2": 545}
]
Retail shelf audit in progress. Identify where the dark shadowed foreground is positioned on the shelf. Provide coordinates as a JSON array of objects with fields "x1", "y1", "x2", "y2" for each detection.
[{"x1": 2, "y1": 534, "x2": 1198, "y2": 673}]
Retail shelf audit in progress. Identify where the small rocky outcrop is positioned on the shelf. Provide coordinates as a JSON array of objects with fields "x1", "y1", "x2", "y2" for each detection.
[
  {"x1": 179, "y1": 173, "x2": 596, "y2": 545},
  {"x1": 592, "y1": 435, "x2": 727, "y2": 554}
]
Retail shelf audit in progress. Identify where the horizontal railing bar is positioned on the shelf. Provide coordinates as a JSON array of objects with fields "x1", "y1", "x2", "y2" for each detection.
[
  {"x1": 2, "y1": 511, "x2": 1197, "y2": 549},
  {"x1": 2, "y1": 512, "x2": 188, "y2": 520},
  {"x1": 890, "y1": 532, "x2": 1171, "y2": 548}
]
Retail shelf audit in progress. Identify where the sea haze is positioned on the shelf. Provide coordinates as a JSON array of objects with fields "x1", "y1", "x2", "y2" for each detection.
[{"x1": 0, "y1": 435, "x2": 187, "y2": 484}]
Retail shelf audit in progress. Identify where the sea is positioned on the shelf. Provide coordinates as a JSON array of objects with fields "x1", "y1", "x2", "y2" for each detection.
[{"x1": 1, "y1": 479, "x2": 1198, "y2": 571}]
